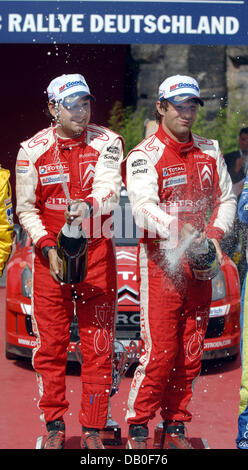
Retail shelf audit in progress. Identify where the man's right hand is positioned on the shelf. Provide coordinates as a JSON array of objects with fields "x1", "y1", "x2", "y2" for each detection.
[
  {"x1": 47, "y1": 248, "x2": 61, "y2": 282},
  {"x1": 64, "y1": 199, "x2": 89, "y2": 226},
  {"x1": 180, "y1": 223, "x2": 206, "y2": 248}
]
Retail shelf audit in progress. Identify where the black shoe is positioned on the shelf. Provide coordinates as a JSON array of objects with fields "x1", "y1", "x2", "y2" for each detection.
[
  {"x1": 127, "y1": 424, "x2": 148, "y2": 449},
  {"x1": 163, "y1": 421, "x2": 193, "y2": 449}
]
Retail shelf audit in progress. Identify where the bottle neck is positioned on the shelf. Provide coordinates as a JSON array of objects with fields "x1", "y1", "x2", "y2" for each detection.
[
  {"x1": 62, "y1": 222, "x2": 82, "y2": 239},
  {"x1": 192, "y1": 238, "x2": 209, "y2": 255}
]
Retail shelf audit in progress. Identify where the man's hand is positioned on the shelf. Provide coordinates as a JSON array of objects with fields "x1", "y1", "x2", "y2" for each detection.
[
  {"x1": 47, "y1": 248, "x2": 60, "y2": 282},
  {"x1": 64, "y1": 199, "x2": 89, "y2": 226},
  {"x1": 210, "y1": 238, "x2": 223, "y2": 266},
  {"x1": 180, "y1": 223, "x2": 206, "y2": 248}
]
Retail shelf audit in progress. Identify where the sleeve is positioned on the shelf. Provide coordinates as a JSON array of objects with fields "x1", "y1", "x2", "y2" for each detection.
[
  {"x1": 206, "y1": 144, "x2": 237, "y2": 242},
  {"x1": 16, "y1": 147, "x2": 57, "y2": 249},
  {"x1": 238, "y1": 175, "x2": 248, "y2": 225},
  {"x1": 0, "y1": 171, "x2": 14, "y2": 276},
  {"x1": 85, "y1": 135, "x2": 124, "y2": 215},
  {"x1": 126, "y1": 149, "x2": 176, "y2": 239}
]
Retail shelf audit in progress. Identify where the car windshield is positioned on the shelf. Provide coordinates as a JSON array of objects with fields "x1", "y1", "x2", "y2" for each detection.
[{"x1": 113, "y1": 186, "x2": 141, "y2": 246}]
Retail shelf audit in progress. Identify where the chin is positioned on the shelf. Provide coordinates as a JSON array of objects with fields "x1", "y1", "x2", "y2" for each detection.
[{"x1": 72, "y1": 128, "x2": 84, "y2": 137}]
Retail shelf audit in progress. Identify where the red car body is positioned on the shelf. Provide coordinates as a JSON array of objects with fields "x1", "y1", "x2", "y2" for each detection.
[{"x1": 5, "y1": 220, "x2": 241, "y2": 363}]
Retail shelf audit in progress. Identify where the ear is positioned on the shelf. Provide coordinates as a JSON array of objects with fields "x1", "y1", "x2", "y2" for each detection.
[
  {"x1": 156, "y1": 100, "x2": 166, "y2": 117},
  {"x1": 48, "y1": 101, "x2": 57, "y2": 118}
]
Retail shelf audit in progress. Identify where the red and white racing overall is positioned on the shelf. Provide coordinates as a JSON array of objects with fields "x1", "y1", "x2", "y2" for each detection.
[
  {"x1": 16, "y1": 123, "x2": 124, "y2": 428},
  {"x1": 123, "y1": 124, "x2": 236, "y2": 425}
]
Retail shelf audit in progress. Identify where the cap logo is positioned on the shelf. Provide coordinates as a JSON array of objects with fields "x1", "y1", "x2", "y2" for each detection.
[
  {"x1": 169, "y1": 82, "x2": 200, "y2": 93},
  {"x1": 59, "y1": 79, "x2": 86, "y2": 94}
]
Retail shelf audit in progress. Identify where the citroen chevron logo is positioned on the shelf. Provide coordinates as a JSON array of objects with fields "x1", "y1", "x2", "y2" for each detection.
[
  {"x1": 118, "y1": 285, "x2": 139, "y2": 305},
  {"x1": 201, "y1": 164, "x2": 212, "y2": 185},
  {"x1": 116, "y1": 250, "x2": 137, "y2": 262},
  {"x1": 83, "y1": 164, "x2": 95, "y2": 187},
  {"x1": 197, "y1": 162, "x2": 213, "y2": 189}
]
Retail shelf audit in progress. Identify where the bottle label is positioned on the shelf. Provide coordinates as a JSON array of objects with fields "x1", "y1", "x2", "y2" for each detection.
[{"x1": 192, "y1": 262, "x2": 219, "y2": 281}]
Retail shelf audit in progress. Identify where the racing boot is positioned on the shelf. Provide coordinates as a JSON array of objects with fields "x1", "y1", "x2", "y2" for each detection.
[
  {"x1": 163, "y1": 421, "x2": 193, "y2": 449},
  {"x1": 41, "y1": 419, "x2": 65, "y2": 449},
  {"x1": 81, "y1": 427, "x2": 105, "y2": 449},
  {"x1": 127, "y1": 424, "x2": 149, "y2": 450}
]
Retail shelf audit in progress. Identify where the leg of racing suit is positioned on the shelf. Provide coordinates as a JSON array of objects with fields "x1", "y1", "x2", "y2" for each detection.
[
  {"x1": 126, "y1": 242, "x2": 211, "y2": 426},
  {"x1": 32, "y1": 238, "x2": 117, "y2": 429},
  {"x1": 32, "y1": 248, "x2": 75, "y2": 424},
  {"x1": 160, "y1": 283, "x2": 210, "y2": 423},
  {"x1": 74, "y1": 238, "x2": 117, "y2": 429}
]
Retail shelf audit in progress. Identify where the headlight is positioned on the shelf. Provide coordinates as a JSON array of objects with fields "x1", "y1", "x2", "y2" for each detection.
[
  {"x1": 211, "y1": 269, "x2": 226, "y2": 301},
  {"x1": 21, "y1": 265, "x2": 32, "y2": 298}
]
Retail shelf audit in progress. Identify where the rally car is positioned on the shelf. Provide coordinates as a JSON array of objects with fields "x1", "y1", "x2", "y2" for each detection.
[{"x1": 5, "y1": 189, "x2": 241, "y2": 363}]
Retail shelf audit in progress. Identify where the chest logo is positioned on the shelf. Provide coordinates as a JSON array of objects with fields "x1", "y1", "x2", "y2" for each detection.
[
  {"x1": 79, "y1": 161, "x2": 96, "y2": 191},
  {"x1": 197, "y1": 163, "x2": 213, "y2": 190}
]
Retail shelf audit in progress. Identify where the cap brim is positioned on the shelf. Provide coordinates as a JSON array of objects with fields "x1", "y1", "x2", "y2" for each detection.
[
  {"x1": 167, "y1": 94, "x2": 204, "y2": 107},
  {"x1": 61, "y1": 91, "x2": 95, "y2": 108}
]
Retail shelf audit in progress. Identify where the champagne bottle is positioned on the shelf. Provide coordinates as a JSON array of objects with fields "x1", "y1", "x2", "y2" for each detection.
[
  {"x1": 56, "y1": 222, "x2": 88, "y2": 284},
  {"x1": 186, "y1": 237, "x2": 219, "y2": 281}
]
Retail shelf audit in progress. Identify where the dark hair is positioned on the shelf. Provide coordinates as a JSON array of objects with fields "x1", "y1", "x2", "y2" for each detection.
[
  {"x1": 154, "y1": 98, "x2": 200, "y2": 123},
  {"x1": 154, "y1": 100, "x2": 169, "y2": 123},
  {"x1": 240, "y1": 127, "x2": 248, "y2": 136}
]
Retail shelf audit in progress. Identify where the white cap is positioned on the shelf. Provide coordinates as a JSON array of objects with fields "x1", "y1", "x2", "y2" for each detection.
[
  {"x1": 158, "y1": 75, "x2": 204, "y2": 106},
  {"x1": 47, "y1": 73, "x2": 94, "y2": 107}
]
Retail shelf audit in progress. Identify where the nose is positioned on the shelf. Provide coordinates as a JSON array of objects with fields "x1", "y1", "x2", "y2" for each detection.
[
  {"x1": 73, "y1": 105, "x2": 87, "y2": 115},
  {"x1": 180, "y1": 107, "x2": 193, "y2": 118}
]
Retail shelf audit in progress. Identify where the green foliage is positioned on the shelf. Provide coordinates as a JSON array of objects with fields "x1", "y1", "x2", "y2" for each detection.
[
  {"x1": 192, "y1": 105, "x2": 248, "y2": 154},
  {"x1": 109, "y1": 100, "x2": 248, "y2": 157},
  {"x1": 108, "y1": 101, "x2": 146, "y2": 156}
]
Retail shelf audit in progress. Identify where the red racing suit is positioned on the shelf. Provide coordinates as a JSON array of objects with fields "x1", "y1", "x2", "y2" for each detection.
[
  {"x1": 123, "y1": 124, "x2": 236, "y2": 425},
  {"x1": 16, "y1": 123, "x2": 124, "y2": 428}
]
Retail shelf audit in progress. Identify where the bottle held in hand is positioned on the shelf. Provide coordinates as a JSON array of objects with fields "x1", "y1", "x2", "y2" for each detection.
[
  {"x1": 186, "y1": 236, "x2": 219, "y2": 281},
  {"x1": 56, "y1": 222, "x2": 88, "y2": 284}
]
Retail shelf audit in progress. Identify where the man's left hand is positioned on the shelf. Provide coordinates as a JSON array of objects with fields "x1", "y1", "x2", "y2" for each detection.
[
  {"x1": 210, "y1": 238, "x2": 223, "y2": 265},
  {"x1": 64, "y1": 199, "x2": 89, "y2": 225}
]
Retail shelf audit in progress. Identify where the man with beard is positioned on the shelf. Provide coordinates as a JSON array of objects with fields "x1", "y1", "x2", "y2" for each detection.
[{"x1": 16, "y1": 73, "x2": 124, "y2": 449}]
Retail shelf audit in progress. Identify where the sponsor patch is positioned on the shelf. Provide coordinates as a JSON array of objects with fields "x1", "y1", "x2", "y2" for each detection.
[
  {"x1": 132, "y1": 168, "x2": 148, "y2": 175},
  {"x1": 163, "y1": 164, "x2": 186, "y2": 177},
  {"x1": 132, "y1": 159, "x2": 147, "y2": 167},
  {"x1": 163, "y1": 174, "x2": 187, "y2": 188},
  {"x1": 106, "y1": 145, "x2": 120, "y2": 154},
  {"x1": 40, "y1": 174, "x2": 70, "y2": 186},
  {"x1": 6, "y1": 205, "x2": 13, "y2": 225},
  {"x1": 16, "y1": 160, "x2": 30, "y2": 174},
  {"x1": 39, "y1": 163, "x2": 68, "y2": 175},
  {"x1": 17, "y1": 160, "x2": 29, "y2": 167},
  {"x1": 4, "y1": 197, "x2": 12, "y2": 207}
]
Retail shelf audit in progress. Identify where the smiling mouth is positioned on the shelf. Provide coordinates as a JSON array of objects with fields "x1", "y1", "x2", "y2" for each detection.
[{"x1": 179, "y1": 120, "x2": 191, "y2": 126}]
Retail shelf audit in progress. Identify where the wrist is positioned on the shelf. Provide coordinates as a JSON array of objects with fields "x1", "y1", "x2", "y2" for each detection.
[{"x1": 42, "y1": 246, "x2": 57, "y2": 259}]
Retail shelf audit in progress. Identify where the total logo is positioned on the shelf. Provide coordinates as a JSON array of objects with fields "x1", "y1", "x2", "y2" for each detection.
[{"x1": 39, "y1": 163, "x2": 68, "y2": 175}]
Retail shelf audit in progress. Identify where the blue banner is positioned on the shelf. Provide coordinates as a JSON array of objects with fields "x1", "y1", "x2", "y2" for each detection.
[{"x1": 0, "y1": 0, "x2": 247, "y2": 45}]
